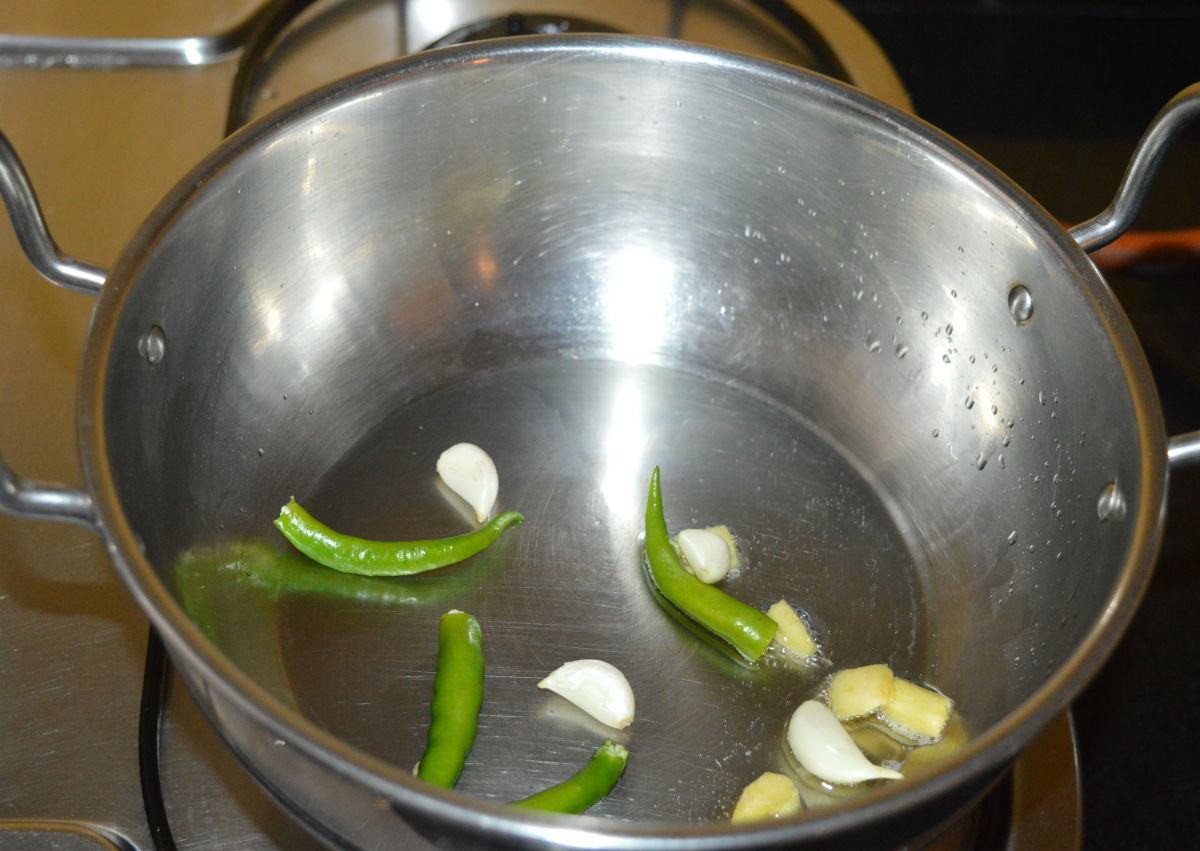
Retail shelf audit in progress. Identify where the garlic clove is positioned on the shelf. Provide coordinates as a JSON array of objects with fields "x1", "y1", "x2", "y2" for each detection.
[
  {"x1": 436, "y1": 442, "x2": 499, "y2": 523},
  {"x1": 702, "y1": 525, "x2": 740, "y2": 570},
  {"x1": 730, "y1": 772, "x2": 802, "y2": 823},
  {"x1": 786, "y1": 700, "x2": 904, "y2": 785},
  {"x1": 538, "y1": 659, "x2": 635, "y2": 730},
  {"x1": 766, "y1": 599, "x2": 818, "y2": 659},
  {"x1": 676, "y1": 527, "x2": 733, "y2": 583}
]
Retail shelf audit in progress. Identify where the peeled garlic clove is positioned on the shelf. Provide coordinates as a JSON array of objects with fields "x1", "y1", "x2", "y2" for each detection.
[
  {"x1": 436, "y1": 442, "x2": 498, "y2": 523},
  {"x1": 766, "y1": 599, "x2": 818, "y2": 659},
  {"x1": 538, "y1": 659, "x2": 635, "y2": 730},
  {"x1": 703, "y1": 525, "x2": 740, "y2": 570},
  {"x1": 786, "y1": 700, "x2": 904, "y2": 785},
  {"x1": 676, "y1": 527, "x2": 733, "y2": 583},
  {"x1": 730, "y1": 772, "x2": 802, "y2": 823}
]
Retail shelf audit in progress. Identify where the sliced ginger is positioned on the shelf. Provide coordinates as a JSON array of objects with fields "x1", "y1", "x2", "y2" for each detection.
[
  {"x1": 828, "y1": 664, "x2": 895, "y2": 720},
  {"x1": 827, "y1": 665, "x2": 954, "y2": 743},
  {"x1": 902, "y1": 714, "x2": 967, "y2": 773},
  {"x1": 730, "y1": 771, "x2": 801, "y2": 823},
  {"x1": 878, "y1": 676, "x2": 954, "y2": 741},
  {"x1": 766, "y1": 599, "x2": 818, "y2": 659}
]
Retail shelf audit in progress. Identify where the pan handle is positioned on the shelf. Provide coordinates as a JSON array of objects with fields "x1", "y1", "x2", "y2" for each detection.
[
  {"x1": 1169, "y1": 433, "x2": 1200, "y2": 470},
  {"x1": 1068, "y1": 84, "x2": 1200, "y2": 472},
  {"x1": 0, "y1": 0, "x2": 317, "y2": 69},
  {"x1": 0, "y1": 131, "x2": 102, "y2": 529},
  {"x1": 0, "y1": 133, "x2": 105, "y2": 295},
  {"x1": 1070, "y1": 81, "x2": 1200, "y2": 252}
]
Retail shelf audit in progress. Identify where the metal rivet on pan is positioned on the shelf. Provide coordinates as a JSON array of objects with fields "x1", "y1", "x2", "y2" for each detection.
[
  {"x1": 139, "y1": 325, "x2": 166, "y2": 365},
  {"x1": 1096, "y1": 481, "x2": 1127, "y2": 522},
  {"x1": 1008, "y1": 283, "x2": 1034, "y2": 325}
]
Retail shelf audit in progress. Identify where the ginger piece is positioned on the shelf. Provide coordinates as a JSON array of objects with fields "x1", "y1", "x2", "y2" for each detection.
[
  {"x1": 766, "y1": 599, "x2": 818, "y2": 659},
  {"x1": 730, "y1": 772, "x2": 801, "y2": 823},
  {"x1": 827, "y1": 664, "x2": 895, "y2": 720},
  {"x1": 879, "y1": 677, "x2": 954, "y2": 742}
]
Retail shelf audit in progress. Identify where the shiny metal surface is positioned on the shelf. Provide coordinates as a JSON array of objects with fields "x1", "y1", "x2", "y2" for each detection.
[
  {"x1": 0, "y1": 0, "x2": 316, "y2": 68},
  {"x1": 1167, "y1": 430, "x2": 1200, "y2": 469},
  {"x1": 157, "y1": 667, "x2": 330, "y2": 849},
  {"x1": 0, "y1": 452, "x2": 96, "y2": 525},
  {"x1": 0, "y1": 133, "x2": 106, "y2": 294},
  {"x1": 0, "y1": 822, "x2": 137, "y2": 851},
  {"x1": 156, "y1": 665, "x2": 1081, "y2": 850},
  {"x1": 27, "y1": 36, "x2": 1158, "y2": 848}
]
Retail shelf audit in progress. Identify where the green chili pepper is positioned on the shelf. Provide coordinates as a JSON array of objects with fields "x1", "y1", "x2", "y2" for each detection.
[
  {"x1": 273, "y1": 498, "x2": 523, "y2": 576},
  {"x1": 510, "y1": 740, "x2": 629, "y2": 814},
  {"x1": 643, "y1": 467, "x2": 777, "y2": 661},
  {"x1": 417, "y1": 610, "x2": 484, "y2": 789}
]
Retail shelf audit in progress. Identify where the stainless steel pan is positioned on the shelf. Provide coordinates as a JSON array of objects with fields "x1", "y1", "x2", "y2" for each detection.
[{"x1": 3, "y1": 36, "x2": 1198, "y2": 850}]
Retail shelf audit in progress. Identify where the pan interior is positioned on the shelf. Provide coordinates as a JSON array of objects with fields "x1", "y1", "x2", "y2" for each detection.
[{"x1": 200, "y1": 357, "x2": 931, "y2": 820}]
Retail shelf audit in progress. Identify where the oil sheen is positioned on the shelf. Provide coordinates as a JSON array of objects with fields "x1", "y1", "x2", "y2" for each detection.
[{"x1": 259, "y1": 359, "x2": 933, "y2": 820}]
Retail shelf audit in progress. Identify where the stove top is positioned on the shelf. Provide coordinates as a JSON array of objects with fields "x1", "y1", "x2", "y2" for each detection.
[{"x1": 3, "y1": 2, "x2": 1196, "y2": 849}]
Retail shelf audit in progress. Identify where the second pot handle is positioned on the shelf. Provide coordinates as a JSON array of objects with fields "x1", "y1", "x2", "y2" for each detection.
[
  {"x1": 1070, "y1": 82, "x2": 1200, "y2": 253},
  {"x1": 0, "y1": 131, "x2": 103, "y2": 529},
  {"x1": 1168, "y1": 434, "x2": 1200, "y2": 470},
  {"x1": 1068, "y1": 83, "x2": 1200, "y2": 472},
  {"x1": 0, "y1": 133, "x2": 106, "y2": 295}
]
